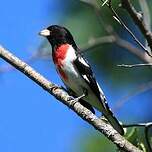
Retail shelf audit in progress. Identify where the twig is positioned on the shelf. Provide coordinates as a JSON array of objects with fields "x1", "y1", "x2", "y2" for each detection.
[
  {"x1": 114, "y1": 37, "x2": 152, "y2": 63},
  {"x1": 123, "y1": 122, "x2": 152, "y2": 128},
  {"x1": 138, "y1": 0, "x2": 151, "y2": 32},
  {"x1": 100, "y1": 0, "x2": 152, "y2": 57},
  {"x1": 120, "y1": 0, "x2": 152, "y2": 54},
  {"x1": 81, "y1": 0, "x2": 152, "y2": 65},
  {"x1": 81, "y1": 34, "x2": 152, "y2": 63},
  {"x1": 138, "y1": 0, "x2": 151, "y2": 52},
  {"x1": 80, "y1": 35, "x2": 116, "y2": 52},
  {"x1": 0, "y1": 45, "x2": 143, "y2": 152},
  {"x1": 102, "y1": 0, "x2": 109, "y2": 7},
  {"x1": 123, "y1": 122, "x2": 152, "y2": 152},
  {"x1": 80, "y1": 0, "x2": 152, "y2": 64},
  {"x1": 80, "y1": 0, "x2": 113, "y2": 34},
  {"x1": 117, "y1": 63, "x2": 152, "y2": 68}
]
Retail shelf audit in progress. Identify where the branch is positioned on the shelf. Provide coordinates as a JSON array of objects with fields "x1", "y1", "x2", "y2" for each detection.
[
  {"x1": 117, "y1": 63, "x2": 152, "y2": 68},
  {"x1": 0, "y1": 51, "x2": 39, "y2": 73},
  {"x1": 80, "y1": 0, "x2": 152, "y2": 70},
  {"x1": 100, "y1": 0, "x2": 152, "y2": 57},
  {"x1": 80, "y1": 0, "x2": 115, "y2": 36},
  {"x1": 81, "y1": 35, "x2": 152, "y2": 64},
  {"x1": 123, "y1": 122, "x2": 152, "y2": 152},
  {"x1": 0, "y1": 48, "x2": 51, "y2": 73},
  {"x1": 120, "y1": 0, "x2": 152, "y2": 53},
  {"x1": 80, "y1": 35, "x2": 116, "y2": 51},
  {"x1": 138, "y1": 0, "x2": 151, "y2": 35},
  {"x1": 115, "y1": 37, "x2": 152, "y2": 63},
  {"x1": 0, "y1": 45, "x2": 143, "y2": 152}
]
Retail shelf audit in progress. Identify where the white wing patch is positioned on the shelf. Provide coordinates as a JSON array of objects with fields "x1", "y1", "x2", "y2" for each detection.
[
  {"x1": 65, "y1": 45, "x2": 77, "y2": 62},
  {"x1": 96, "y1": 82, "x2": 104, "y2": 94},
  {"x1": 82, "y1": 75, "x2": 90, "y2": 82},
  {"x1": 78, "y1": 57, "x2": 90, "y2": 67}
]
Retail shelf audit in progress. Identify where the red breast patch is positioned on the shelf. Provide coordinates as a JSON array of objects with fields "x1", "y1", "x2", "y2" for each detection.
[{"x1": 53, "y1": 44, "x2": 70, "y2": 80}]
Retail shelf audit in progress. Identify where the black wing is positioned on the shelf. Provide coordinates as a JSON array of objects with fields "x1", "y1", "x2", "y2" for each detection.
[
  {"x1": 66, "y1": 87, "x2": 95, "y2": 114},
  {"x1": 74, "y1": 56, "x2": 124, "y2": 135},
  {"x1": 73, "y1": 55, "x2": 102, "y2": 101}
]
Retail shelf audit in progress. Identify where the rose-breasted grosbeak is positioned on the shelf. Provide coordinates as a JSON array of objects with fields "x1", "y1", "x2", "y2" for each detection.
[{"x1": 39, "y1": 25, "x2": 124, "y2": 135}]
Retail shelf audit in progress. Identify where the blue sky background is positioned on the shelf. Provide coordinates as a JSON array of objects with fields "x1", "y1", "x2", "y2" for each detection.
[
  {"x1": 0, "y1": 0, "x2": 152, "y2": 152},
  {"x1": 0, "y1": 1, "x2": 77, "y2": 151}
]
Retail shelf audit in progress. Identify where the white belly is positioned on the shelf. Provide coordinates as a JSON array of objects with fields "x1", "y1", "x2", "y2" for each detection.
[
  {"x1": 56, "y1": 45, "x2": 102, "y2": 111},
  {"x1": 58, "y1": 61, "x2": 102, "y2": 111}
]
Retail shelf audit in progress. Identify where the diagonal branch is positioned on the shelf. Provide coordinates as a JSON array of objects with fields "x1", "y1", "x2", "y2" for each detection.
[
  {"x1": 120, "y1": 0, "x2": 152, "y2": 53},
  {"x1": 100, "y1": 0, "x2": 152, "y2": 57},
  {"x1": 117, "y1": 63, "x2": 152, "y2": 68},
  {"x1": 81, "y1": 35, "x2": 152, "y2": 64},
  {"x1": 0, "y1": 45, "x2": 142, "y2": 152}
]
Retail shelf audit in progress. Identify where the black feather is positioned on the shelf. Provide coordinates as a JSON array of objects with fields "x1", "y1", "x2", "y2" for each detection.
[
  {"x1": 79, "y1": 99, "x2": 95, "y2": 114},
  {"x1": 74, "y1": 56, "x2": 101, "y2": 102},
  {"x1": 66, "y1": 87, "x2": 95, "y2": 114}
]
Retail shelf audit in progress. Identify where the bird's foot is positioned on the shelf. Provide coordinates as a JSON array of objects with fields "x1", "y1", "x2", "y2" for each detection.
[
  {"x1": 99, "y1": 115, "x2": 108, "y2": 123},
  {"x1": 73, "y1": 93, "x2": 86, "y2": 102}
]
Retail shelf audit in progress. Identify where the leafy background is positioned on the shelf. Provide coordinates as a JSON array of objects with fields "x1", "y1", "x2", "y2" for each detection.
[{"x1": 0, "y1": 0, "x2": 152, "y2": 151}]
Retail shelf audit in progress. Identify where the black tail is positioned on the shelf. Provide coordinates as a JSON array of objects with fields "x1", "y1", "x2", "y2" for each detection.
[{"x1": 101, "y1": 98, "x2": 124, "y2": 135}]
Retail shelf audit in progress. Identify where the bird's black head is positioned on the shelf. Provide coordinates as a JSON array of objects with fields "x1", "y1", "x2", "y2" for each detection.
[{"x1": 39, "y1": 25, "x2": 77, "y2": 49}]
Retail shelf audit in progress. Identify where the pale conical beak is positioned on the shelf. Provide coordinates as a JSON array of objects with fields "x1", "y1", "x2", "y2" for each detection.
[{"x1": 39, "y1": 29, "x2": 50, "y2": 37}]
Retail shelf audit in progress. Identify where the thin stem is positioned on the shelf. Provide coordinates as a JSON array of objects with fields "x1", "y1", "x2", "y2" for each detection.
[
  {"x1": 101, "y1": 0, "x2": 152, "y2": 57},
  {"x1": 120, "y1": 0, "x2": 152, "y2": 54},
  {"x1": 117, "y1": 63, "x2": 152, "y2": 68}
]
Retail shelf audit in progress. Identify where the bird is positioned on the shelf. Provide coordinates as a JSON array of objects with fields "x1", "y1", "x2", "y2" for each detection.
[{"x1": 39, "y1": 25, "x2": 124, "y2": 135}]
